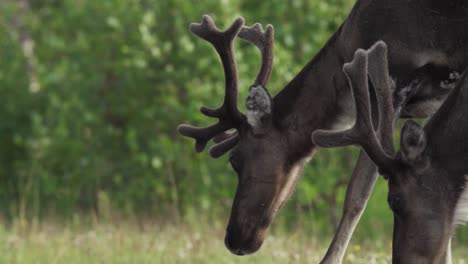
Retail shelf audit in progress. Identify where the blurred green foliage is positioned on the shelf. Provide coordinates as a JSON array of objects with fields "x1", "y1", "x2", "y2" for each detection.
[{"x1": 0, "y1": 0, "x2": 467, "y2": 244}]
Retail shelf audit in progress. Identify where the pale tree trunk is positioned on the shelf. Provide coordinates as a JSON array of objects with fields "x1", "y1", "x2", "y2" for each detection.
[
  {"x1": 5, "y1": 0, "x2": 41, "y2": 228},
  {"x1": 9, "y1": 0, "x2": 40, "y2": 93}
]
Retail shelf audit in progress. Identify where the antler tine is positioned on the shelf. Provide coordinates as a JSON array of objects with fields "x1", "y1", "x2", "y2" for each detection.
[
  {"x1": 312, "y1": 49, "x2": 397, "y2": 172},
  {"x1": 178, "y1": 15, "x2": 246, "y2": 154},
  {"x1": 213, "y1": 130, "x2": 238, "y2": 143},
  {"x1": 209, "y1": 130, "x2": 239, "y2": 158},
  {"x1": 209, "y1": 134, "x2": 240, "y2": 158},
  {"x1": 189, "y1": 15, "x2": 244, "y2": 46},
  {"x1": 238, "y1": 23, "x2": 274, "y2": 86},
  {"x1": 366, "y1": 41, "x2": 395, "y2": 155},
  {"x1": 178, "y1": 121, "x2": 233, "y2": 152}
]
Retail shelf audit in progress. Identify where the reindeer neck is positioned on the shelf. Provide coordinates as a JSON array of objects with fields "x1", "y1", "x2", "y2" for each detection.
[{"x1": 272, "y1": 31, "x2": 350, "y2": 141}]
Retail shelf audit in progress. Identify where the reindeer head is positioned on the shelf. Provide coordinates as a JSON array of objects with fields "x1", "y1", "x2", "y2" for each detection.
[
  {"x1": 312, "y1": 42, "x2": 468, "y2": 263},
  {"x1": 178, "y1": 16, "x2": 311, "y2": 255},
  {"x1": 386, "y1": 120, "x2": 457, "y2": 263}
]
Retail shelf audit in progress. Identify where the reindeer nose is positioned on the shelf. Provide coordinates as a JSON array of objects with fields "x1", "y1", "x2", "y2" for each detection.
[
  {"x1": 224, "y1": 225, "x2": 263, "y2": 255},
  {"x1": 225, "y1": 227, "x2": 245, "y2": 255}
]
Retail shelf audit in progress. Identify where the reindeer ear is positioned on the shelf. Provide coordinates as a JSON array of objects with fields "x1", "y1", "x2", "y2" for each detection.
[
  {"x1": 400, "y1": 120, "x2": 427, "y2": 162},
  {"x1": 246, "y1": 85, "x2": 272, "y2": 134}
]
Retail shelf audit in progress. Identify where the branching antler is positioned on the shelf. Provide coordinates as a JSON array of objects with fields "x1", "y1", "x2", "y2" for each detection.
[
  {"x1": 178, "y1": 15, "x2": 245, "y2": 153},
  {"x1": 239, "y1": 23, "x2": 274, "y2": 86},
  {"x1": 178, "y1": 15, "x2": 275, "y2": 158},
  {"x1": 210, "y1": 22, "x2": 276, "y2": 157},
  {"x1": 312, "y1": 42, "x2": 397, "y2": 174}
]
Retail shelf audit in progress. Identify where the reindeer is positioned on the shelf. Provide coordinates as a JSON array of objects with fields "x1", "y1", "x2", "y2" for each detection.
[
  {"x1": 178, "y1": 1, "x2": 468, "y2": 262},
  {"x1": 312, "y1": 42, "x2": 468, "y2": 264}
]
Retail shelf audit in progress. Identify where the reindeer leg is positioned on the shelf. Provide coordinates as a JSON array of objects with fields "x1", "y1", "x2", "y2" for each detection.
[
  {"x1": 320, "y1": 98, "x2": 409, "y2": 264},
  {"x1": 320, "y1": 50, "x2": 414, "y2": 263},
  {"x1": 319, "y1": 150, "x2": 377, "y2": 264}
]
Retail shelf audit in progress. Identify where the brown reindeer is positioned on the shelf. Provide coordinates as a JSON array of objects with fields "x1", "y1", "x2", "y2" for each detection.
[
  {"x1": 313, "y1": 42, "x2": 468, "y2": 264},
  {"x1": 178, "y1": 1, "x2": 468, "y2": 262}
]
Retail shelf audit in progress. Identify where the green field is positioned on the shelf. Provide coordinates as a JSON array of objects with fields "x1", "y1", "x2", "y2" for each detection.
[{"x1": 1, "y1": 219, "x2": 467, "y2": 264}]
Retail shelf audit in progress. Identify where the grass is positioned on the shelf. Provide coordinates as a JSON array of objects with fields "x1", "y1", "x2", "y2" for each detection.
[{"x1": 0, "y1": 217, "x2": 466, "y2": 264}]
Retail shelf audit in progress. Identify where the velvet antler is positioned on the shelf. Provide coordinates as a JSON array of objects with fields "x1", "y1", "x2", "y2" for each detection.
[
  {"x1": 312, "y1": 42, "x2": 398, "y2": 174},
  {"x1": 239, "y1": 22, "x2": 274, "y2": 87},
  {"x1": 210, "y1": 22, "x2": 276, "y2": 157},
  {"x1": 178, "y1": 15, "x2": 276, "y2": 158},
  {"x1": 177, "y1": 16, "x2": 245, "y2": 153}
]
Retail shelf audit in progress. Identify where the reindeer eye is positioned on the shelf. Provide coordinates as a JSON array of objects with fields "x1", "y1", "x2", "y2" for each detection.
[{"x1": 388, "y1": 195, "x2": 402, "y2": 214}]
